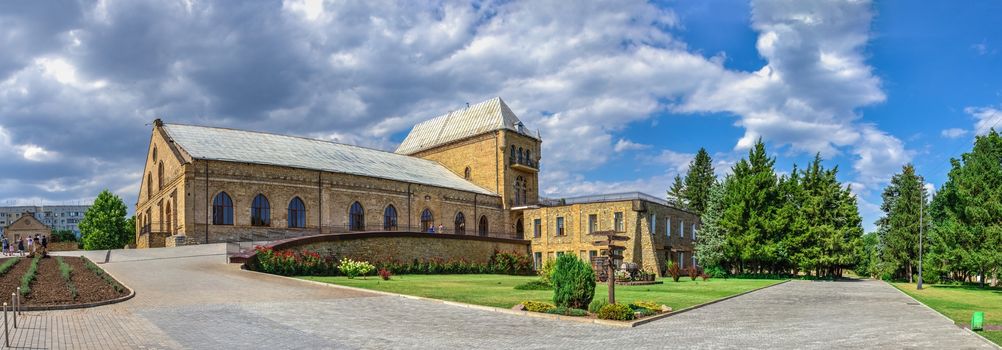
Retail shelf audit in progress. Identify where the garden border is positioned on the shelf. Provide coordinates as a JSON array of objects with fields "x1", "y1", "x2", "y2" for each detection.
[
  {"x1": 886, "y1": 281, "x2": 1002, "y2": 349},
  {"x1": 241, "y1": 266, "x2": 788, "y2": 327},
  {"x1": 15, "y1": 257, "x2": 135, "y2": 311}
]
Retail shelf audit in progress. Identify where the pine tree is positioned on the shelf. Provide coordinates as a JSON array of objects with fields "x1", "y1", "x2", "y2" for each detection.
[
  {"x1": 667, "y1": 174, "x2": 686, "y2": 208},
  {"x1": 930, "y1": 131, "x2": 1002, "y2": 287},
  {"x1": 682, "y1": 148, "x2": 716, "y2": 214},
  {"x1": 695, "y1": 181, "x2": 727, "y2": 270},
  {"x1": 718, "y1": 139, "x2": 779, "y2": 273},
  {"x1": 80, "y1": 190, "x2": 132, "y2": 250},
  {"x1": 876, "y1": 164, "x2": 929, "y2": 282}
]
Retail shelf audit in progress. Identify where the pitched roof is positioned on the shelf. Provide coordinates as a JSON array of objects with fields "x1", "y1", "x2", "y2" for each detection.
[
  {"x1": 395, "y1": 97, "x2": 539, "y2": 155},
  {"x1": 161, "y1": 123, "x2": 496, "y2": 195}
]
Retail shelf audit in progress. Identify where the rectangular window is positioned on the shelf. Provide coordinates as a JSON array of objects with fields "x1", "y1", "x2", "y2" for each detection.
[
  {"x1": 556, "y1": 251, "x2": 565, "y2": 257},
  {"x1": 692, "y1": 255, "x2": 697, "y2": 268},
  {"x1": 533, "y1": 219, "x2": 541, "y2": 238},
  {"x1": 650, "y1": 214, "x2": 656, "y2": 235},
  {"x1": 534, "y1": 252, "x2": 542, "y2": 270},
  {"x1": 692, "y1": 223, "x2": 697, "y2": 240},
  {"x1": 556, "y1": 217, "x2": 565, "y2": 236},
  {"x1": 588, "y1": 214, "x2": 597, "y2": 234},
  {"x1": 666, "y1": 217, "x2": 672, "y2": 237},
  {"x1": 679, "y1": 252, "x2": 685, "y2": 269},
  {"x1": 679, "y1": 219, "x2": 684, "y2": 238},
  {"x1": 614, "y1": 212, "x2": 624, "y2": 232},
  {"x1": 600, "y1": 249, "x2": 607, "y2": 256},
  {"x1": 589, "y1": 250, "x2": 598, "y2": 258}
]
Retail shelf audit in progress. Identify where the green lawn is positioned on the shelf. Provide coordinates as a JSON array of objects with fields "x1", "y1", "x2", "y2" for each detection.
[
  {"x1": 300, "y1": 274, "x2": 783, "y2": 310},
  {"x1": 892, "y1": 282, "x2": 1002, "y2": 345}
]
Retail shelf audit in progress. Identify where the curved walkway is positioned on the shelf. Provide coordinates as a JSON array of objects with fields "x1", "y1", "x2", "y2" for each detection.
[{"x1": 13, "y1": 245, "x2": 993, "y2": 349}]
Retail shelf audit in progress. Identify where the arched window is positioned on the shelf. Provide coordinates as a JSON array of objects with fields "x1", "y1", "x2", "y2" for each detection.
[
  {"x1": 514, "y1": 176, "x2": 527, "y2": 206},
  {"x1": 478, "y1": 216, "x2": 489, "y2": 237},
  {"x1": 383, "y1": 205, "x2": 398, "y2": 231},
  {"x1": 165, "y1": 202, "x2": 173, "y2": 234},
  {"x1": 421, "y1": 209, "x2": 434, "y2": 232},
  {"x1": 157, "y1": 162, "x2": 164, "y2": 190},
  {"x1": 349, "y1": 202, "x2": 364, "y2": 231},
  {"x1": 454, "y1": 212, "x2": 466, "y2": 235},
  {"x1": 464, "y1": 167, "x2": 471, "y2": 180},
  {"x1": 251, "y1": 194, "x2": 270, "y2": 226},
  {"x1": 526, "y1": 150, "x2": 532, "y2": 164},
  {"x1": 515, "y1": 218, "x2": 524, "y2": 239},
  {"x1": 509, "y1": 145, "x2": 516, "y2": 163},
  {"x1": 212, "y1": 192, "x2": 233, "y2": 225},
  {"x1": 146, "y1": 173, "x2": 152, "y2": 199},
  {"x1": 152, "y1": 146, "x2": 157, "y2": 162},
  {"x1": 288, "y1": 197, "x2": 306, "y2": 228},
  {"x1": 518, "y1": 147, "x2": 524, "y2": 164}
]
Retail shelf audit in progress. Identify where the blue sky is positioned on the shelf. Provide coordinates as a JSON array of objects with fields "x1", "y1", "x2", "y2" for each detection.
[{"x1": 0, "y1": 1, "x2": 999, "y2": 232}]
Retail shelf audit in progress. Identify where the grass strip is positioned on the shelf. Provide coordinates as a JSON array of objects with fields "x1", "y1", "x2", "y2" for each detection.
[
  {"x1": 0, "y1": 258, "x2": 20, "y2": 277},
  {"x1": 19, "y1": 256, "x2": 41, "y2": 297},
  {"x1": 81, "y1": 256, "x2": 124, "y2": 293},
  {"x1": 55, "y1": 257, "x2": 78, "y2": 300}
]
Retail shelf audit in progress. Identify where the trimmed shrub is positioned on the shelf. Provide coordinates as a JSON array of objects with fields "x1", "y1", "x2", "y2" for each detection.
[
  {"x1": 588, "y1": 298, "x2": 609, "y2": 314},
  {"x1": 630, "y1": 300, "x2": 660, "y2": 311},
  {"x1": 596, "y1": 303, "x2": 634, "y2": 321},
  {"x1": 551, "y1": 254, "x2": 596, "y2": 309},
  {"x1": 634, "y1": 308, "x2": 657, "y2": 318},
  {"x1": 545, "y1": 306, "x2": 588, "y2": 317},
  {"x1": 687, "y1": 266, "x2": 700, "y2": 281},
  {"x1": 705, "y1": 265, "x2": 728, "y2": 278},
  {"x1": 521, "y1": 300, "x2": 555, "y2": 313},
  {"x1": 514, "y1": 280, "x2": 552, "y2": 290},
  {"x1": 665, "y1": 260, "x2": 681, "y2": 282}
]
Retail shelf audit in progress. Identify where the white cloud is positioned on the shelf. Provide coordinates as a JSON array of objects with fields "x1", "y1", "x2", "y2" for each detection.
[
  {"x1": 941, "y1": 128, "x2": 969, "y2": 139},
  {"x1": 966, "y1": 106, "x2": 1002, "y2": 135},
  {"x1": 613, "y1": 139, "x2": 650, "y2": 152}
]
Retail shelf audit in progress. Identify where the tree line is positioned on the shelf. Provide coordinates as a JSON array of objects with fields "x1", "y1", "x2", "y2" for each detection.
[
  {"x1": 677, "y1": 141, "x2": 863, "y2": 278},
  {"x1": 860, "y1": 131, "x2": 1002, "y2": 287}
]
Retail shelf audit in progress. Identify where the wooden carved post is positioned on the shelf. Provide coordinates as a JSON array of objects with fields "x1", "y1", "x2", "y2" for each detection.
[{"x1": 592, "y1": 231, "x2": 629, "y2": 305}]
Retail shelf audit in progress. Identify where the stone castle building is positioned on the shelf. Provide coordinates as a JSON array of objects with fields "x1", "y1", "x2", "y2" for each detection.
[{"x1": 136, "y1": 97, "x2": 698, "y2": 275}]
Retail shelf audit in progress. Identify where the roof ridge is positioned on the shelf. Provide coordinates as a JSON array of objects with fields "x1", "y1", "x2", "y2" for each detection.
[{"x1": 163, "y1": 122, "x2": 407, "y2": 157}]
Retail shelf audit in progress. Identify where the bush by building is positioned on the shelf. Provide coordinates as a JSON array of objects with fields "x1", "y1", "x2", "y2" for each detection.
[{"x1": 550, "y1": 254, "x2": 595, "y2": 309}]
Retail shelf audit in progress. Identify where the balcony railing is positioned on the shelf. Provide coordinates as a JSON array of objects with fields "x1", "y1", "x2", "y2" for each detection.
[{"x1": 509, "y1": 157, "x2": 539, "y2": 170}]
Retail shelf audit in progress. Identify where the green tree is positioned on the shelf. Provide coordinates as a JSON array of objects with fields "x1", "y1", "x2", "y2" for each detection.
[
  {"x1": 930, "y1": 131, "x2": 1002, "y2": 287},
  {"x1": 876, "y1": 164, "x2": 929, "y2": 282},
  {"x1": 718, "y1": 139, "x2": 780, "y2": 273},
  {"x1": 79, "y1": 190, "x2": 131, "y2": 250},
  {"x1": 550, "y1": 254, "x2": 595, "y2": 309},
  {"x1": 694, "y1": 181, "x2": 727, "y2": 270},
  {"x1": 855, "y1": 232, "x2": 880, "y2": 278},
  {"x1": 682, "y1": 148, "x2": 717, "y2": 214},
  {"x1": 667, "y1": 174, "x2": 686, "y2": 208}
]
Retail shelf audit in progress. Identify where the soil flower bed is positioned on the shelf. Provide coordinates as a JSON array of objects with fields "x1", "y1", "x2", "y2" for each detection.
[{"x1": 0, "y1": 256, "x2": 129, "y2": 307}]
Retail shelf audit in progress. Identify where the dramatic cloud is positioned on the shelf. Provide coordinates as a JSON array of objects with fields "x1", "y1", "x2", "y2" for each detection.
[{"x1": 0, "y1": 0, "x2": 906, "y2": 226}]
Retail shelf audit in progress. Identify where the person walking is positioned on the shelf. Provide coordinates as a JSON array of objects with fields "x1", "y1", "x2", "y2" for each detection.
[
  {"x1": 17, "y1": 238, "x2": 24, "y2": 257},
  {"x1": 1, "y1": 237, "x2": 7, "y2": 257},
  {"x1": 27, "y1": 235, "x2": 33, "y2": 254},
  {"x1": 41, "y1": 235, "x2": 48, "y2": 252}
]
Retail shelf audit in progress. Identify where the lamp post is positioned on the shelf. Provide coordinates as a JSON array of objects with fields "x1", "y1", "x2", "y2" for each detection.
[{"x1": 917, "y1": 194, "x2": 923, "y2": 290}]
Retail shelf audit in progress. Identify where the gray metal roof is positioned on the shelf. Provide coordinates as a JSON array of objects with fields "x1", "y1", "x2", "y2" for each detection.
[
  {"x1": 162, "y1": 123, "x2": 497, "y2": 195},
  {"x1": 395, "y1": 97, "x2": 539, "y2": 155}
]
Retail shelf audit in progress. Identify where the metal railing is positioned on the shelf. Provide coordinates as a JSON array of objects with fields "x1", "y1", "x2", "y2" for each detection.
[
  {"x1": 509, "y1": 157, "x2": 539, "y2": 169},
  {"x1": 540, "y1": 192, "x2": 678, "y2": 207}
]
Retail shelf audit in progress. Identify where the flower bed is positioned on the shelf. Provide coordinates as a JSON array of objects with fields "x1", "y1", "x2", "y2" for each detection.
[
  {"x1": 247, "y1": 246, "x2": 533, "y2": 277},
  {"x1": 0, "y1": 256, "x2": 129, "y2": 307}
]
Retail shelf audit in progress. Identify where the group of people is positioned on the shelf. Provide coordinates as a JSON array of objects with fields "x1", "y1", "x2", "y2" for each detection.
[{"x1": 1, "y1": 234, "x2": 47, "y2": 257}]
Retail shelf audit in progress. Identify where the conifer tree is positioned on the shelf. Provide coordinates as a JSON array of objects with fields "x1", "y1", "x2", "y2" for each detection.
[
  {"x1": 876, "y1": 164, "x2": 929, "y2": 282},
  {"x1": 682, "y1": 148, "x2": 716, "y2": 214},
  {"x1": 667, "y1": 174, "x2": 686, "y2": 208}
]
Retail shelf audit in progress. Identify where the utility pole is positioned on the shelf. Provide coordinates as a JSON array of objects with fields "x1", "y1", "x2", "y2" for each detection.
[{"x1": 917, "y1": 194, "x2": 924, "y2": 290}]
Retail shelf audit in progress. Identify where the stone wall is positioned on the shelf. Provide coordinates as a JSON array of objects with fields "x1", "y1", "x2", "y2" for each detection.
[
  {"x1": 136, "y1": 232, "x2": 169, "y2": 249},
  {"x1": 522, "y1": 199, "x2": 699, "y2": 277},
  {"x1": 271, "y1": 232, "x2": 531, "y2": 264}
]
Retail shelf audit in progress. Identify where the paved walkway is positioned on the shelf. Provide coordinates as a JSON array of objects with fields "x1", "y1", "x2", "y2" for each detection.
[{"x1": 5, "y1": 245, "x2": 989, "y2": 349}]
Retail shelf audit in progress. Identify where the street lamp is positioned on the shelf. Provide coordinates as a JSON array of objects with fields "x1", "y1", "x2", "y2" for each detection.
[{"x1": 917, "y1": 194, "x2": 923, "y2": 290}]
